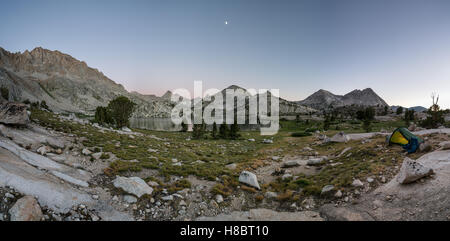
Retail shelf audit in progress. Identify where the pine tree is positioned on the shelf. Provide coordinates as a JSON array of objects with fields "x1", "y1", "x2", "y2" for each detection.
[
  {"x1": 107, "y1": 96, "x2": 136, "y2": 128},
  {"x1": 323, "y1": 115, "x2": 330, "y2": 131},
  {"x1": 363, "y1": 119, "x2": 372, "y2": 132},
  {"x1": 201, "y1": 119, "x2": 206, "y2": 139},
  {"x1": 192, "y1": 120, "x2": 206, "y2": 139},
  {"x1": 219, "y1": 124, "x2": 229, "y2": 139},
  {"x1": 181, "y1": 121, "x2": 188, "y2": 132},
  {"x1": 404, "y1": 109, "x2": 415, "y2": 126},
  {"x1": 229, "y1": 117, "x2": 240, "y2": 140},
  {"x1": 212, "y1": 122, "x2": 218, "y2": 139},
  {"x1": 192, "y1": 123, "x2": 200, "y2": 139}
]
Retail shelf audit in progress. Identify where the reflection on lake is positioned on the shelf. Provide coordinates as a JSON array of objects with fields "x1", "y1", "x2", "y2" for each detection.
[
  {"x1": 130, "y1": 117, "x2": 261, "y2": 132},
  {"x1": 130, "y1": 118, "x2": 182, "y2": 131}
]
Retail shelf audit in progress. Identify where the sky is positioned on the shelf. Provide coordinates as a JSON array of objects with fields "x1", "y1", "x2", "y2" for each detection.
[{"x1": 1, "y1": 0, "x2": 450, "y2": 109}]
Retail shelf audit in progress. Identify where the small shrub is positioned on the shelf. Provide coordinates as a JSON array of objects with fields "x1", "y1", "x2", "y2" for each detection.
[
  {"x1": 167, "y1": 179, "x2": 191, "y2": 193},
  {"x1": 100, "y1": 153, "x2": 110, "y2": 159},
  {"x1": 240, "y1": 185, "x2": 257, "y2": 193},
  {"x1": 40, "y1": 100, "x2": 49, "y2": 110},
  {"x1": 276, "y1": 190, "x2": 294, "y2": 202},
  {"x1": 255, "y1": 195, "x2": 264, "y2": 202},
  {"x1": 294, "y1": 178, "x2": 310, "y2": 187},
  {"x1": 304, "y1": 128, "x2": 318, "y2": 133}
]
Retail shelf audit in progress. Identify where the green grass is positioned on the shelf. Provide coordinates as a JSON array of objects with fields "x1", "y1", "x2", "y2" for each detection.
[
  {"x1": 30, "y1": 108, "x2": 272, "y2": 180},
  {"x1": 31, "y1": 109, "x2": 418, "y2": 202},
  {"x1": 100, "y1": 153, "x2": 110, "y2": 159},
  {"x1": 266, "y1": 136, "x2": 419, "y2": 199},
  {"x1": 281, "y1": 118, "x2": 406, "y2": 134}
]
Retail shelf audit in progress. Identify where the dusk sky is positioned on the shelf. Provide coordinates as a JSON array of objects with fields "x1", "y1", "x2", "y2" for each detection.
[{"x1": 1, "y1": 0, "x2": 450, "y2": 108}]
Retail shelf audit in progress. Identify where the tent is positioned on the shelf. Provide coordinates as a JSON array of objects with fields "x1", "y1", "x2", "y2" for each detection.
[{"x1": 387, "y1": 127, "x2": 423, "y2": 153}]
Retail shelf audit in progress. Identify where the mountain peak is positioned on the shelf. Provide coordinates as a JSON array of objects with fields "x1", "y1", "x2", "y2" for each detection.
[
  {"x1": 162, "y1": 90, "x2": 173, "y2": 99},
  {"x1": 298, "y1": 88, "x2": 388, "y2": 110},
  {"x1": 225, "y1": 85, "x2": 246, "y2": 91},
  {"x1": 0, "y1": 46, "x2": 175, "y2": 118}
]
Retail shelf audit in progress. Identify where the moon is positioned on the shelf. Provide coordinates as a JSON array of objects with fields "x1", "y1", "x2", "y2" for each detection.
[{"x1": 225, "y1": 21, "x2": 228, "y2": 25}]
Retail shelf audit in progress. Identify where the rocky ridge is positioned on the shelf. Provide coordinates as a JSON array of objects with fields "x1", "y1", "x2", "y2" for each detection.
[
  {"x1": 297, "y1": 88, "x2": 388, "y2": 110},
  {"x1": 0, "y1": 47, "x2": 173, "y2": 118}
]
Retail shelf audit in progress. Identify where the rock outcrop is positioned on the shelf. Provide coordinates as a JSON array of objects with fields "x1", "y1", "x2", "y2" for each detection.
[
  {"x1": 8, "y1": 196, "x2": 43, "y2": 221},
  {"x1": 238, "y1": 171, "x2": 261, "y2": 190},
  {"x1": 320, "y1": 150, "x2": 450, "y2": 221},
  {"x1": 0, "y1": 102, "x2": 29, "y2": 125},
  {"x1": 0, "y1": 47, "x2": 173, "y2": 118},
  {"x1": 113, "y1": 176, "x2": 154, "y2": 198},
  {"x1": 397, "y1": 157, "x2": 433, "y2": 184},
  {"x1": 330, "y1": 132, "x2": 350, "y2": 143}
]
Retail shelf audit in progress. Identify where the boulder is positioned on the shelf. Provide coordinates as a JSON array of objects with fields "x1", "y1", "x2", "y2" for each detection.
[
  {"x1": 215, "y1": 194, "x2": 224, "y2": 203},
  {"x1": 121, "y1": 127, "x2": 132, "y2": 132},
  {"x1": 0, "y1": 102, "x2": 29, "y2": 125},
  {"x1": 419, "y1": 142, "x2": 432, "y2": 153},
  {"x1": 282, "y1": 173, "x2": 293, "y2": 180},
  {"x1": 352, "y1": 179, "x2": 364, "y2": 187},
  {"x1": 113, "y1": 176, "x2": 154, "y2": 197},
  {"x1": 321, "y1": 185, "x2": 334, "y2": 195},
  {"x1": 91, "y1": 152, "x2": 103, "y2": 160},
  {"x1": 239, "y1": 171, "x2": 261, "y2": 190},
  {"x1": 123, "y1": 195, "x2": 137, "y2": 204},
  {"x1": 303, "y1": 147, "x2": 314, "y2": 152},
  {"x1": 338, "y1": 147, "x2": 352, "y2": 157},
  {"x1": 8, "y1": 196, "x2": 43, "y2": 221},
  {"x1": 262, "y1": 139, "x2": 273, "y2": 144},
  {"x1": 419, "y1": 142, "x2": 433, "y2": 152},
  {"x1": 147, "y1": 148, "x2": 158, "y2": 153},
  {"x1": 397, "y1": 157, "x2": 433, "y2": 184},
  {"x1": 282, "y1": 160, "x2": 300, "y2": 168},
  {"x1": 307, "y1": 156, "x2": 327, "y2": 166},
  {"x1": 161, "y1": 195, "x2": 173, "y2": 201},
  {"x1": 147, "y1": 181, "x2": 159, "y2": 187},
  {"x1": 264, "y1": 191, "x2": 278, "y2": 199},
  {"x1": 271, "y1": 156, "x2": 281, "y2": 161},
  {"x1": 439, "y1": 141, "x2": 450, "y2": 150},
  {"x1": 330, "y1": 132, "x2": 349, "y2": 143},
  {"x1": 37, "y1": 146, "x2": 52, "y2": 156},
  {"x1": 82, "y1": 148, "x2": 92, "y2": 156}
]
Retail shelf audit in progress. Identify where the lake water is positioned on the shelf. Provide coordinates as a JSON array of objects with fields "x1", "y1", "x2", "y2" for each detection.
[
  {"x1": 130, "y1": 117, "x2": 260, "y2": 132},
  {"x1": 130, "y1": 117, "x2": 182, "y2": 131}
]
